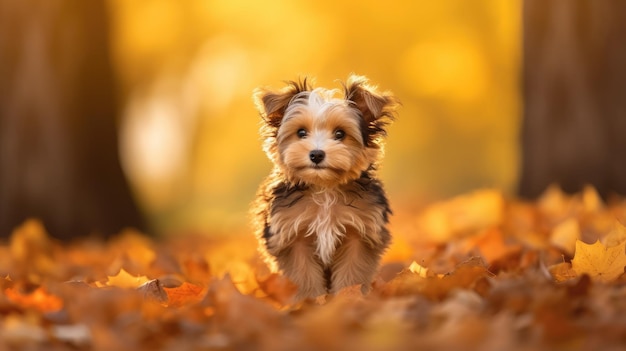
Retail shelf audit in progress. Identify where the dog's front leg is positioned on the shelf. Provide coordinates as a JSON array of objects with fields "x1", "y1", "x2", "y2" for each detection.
[
  {"x1": 274, "y1": 234, "x2": 327, "y2": 300},
  {"x1": 329, "y1": 229, "x2": 384, "y2": 294}
]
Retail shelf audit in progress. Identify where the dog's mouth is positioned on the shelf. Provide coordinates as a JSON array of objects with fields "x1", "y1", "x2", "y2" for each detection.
[{"x1": 296, "y1": 164, "x2": 343, "y2": 174}]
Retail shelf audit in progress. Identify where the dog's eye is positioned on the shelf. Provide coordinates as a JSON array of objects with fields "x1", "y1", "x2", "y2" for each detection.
[
  {"x1": 334, "y1": 129, "x2": 346, "y2": 140},
  {"x1": 297, "y1": 129, "x2": 307, "y2": 138}
]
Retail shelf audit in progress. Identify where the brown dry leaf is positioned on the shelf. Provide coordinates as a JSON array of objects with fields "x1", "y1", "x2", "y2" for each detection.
[
  {"x1": 548, "y1": 262, "x2": 577, "y2": 282},
  {"x1": 571, "y1": 240, "x2": 626, "y2": 282},
  {"x1": 256, "y1": 272, "x2": 298, "y2": 305},
  {"x1": 164, "y1": 282, "x2": 205, "y2": 307},
  {"x1": 4, "y1": 286, "x2": 63, "y2": 313},
  {"x1": 137, "y1": 279, "x2": 168, "y2": 304},
  {"x1": 181, "y1": 256, "x2": 211, "y2": 284},
  {"x1": 382, "y1": 257, "x2": 489, "y2": 300},
  {"x1": 3, "y1": 186, "x2": 626, "y2": 350},
  {"x1": 420, "y1": 257, "x2": 490, "y2": 300}
]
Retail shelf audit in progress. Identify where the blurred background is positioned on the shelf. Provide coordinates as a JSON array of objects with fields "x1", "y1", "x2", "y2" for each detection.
[
  {"x1": 110, "y1": 0, "x2": 521, "y2": 233},
  {"x1": 1, "y1": 0, "x2": 624, "y2": 239}
]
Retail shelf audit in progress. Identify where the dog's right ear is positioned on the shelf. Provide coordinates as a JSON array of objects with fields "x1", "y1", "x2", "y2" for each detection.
[{"x1": 254, "y1": 78, "x2": 312, "y2": 129}]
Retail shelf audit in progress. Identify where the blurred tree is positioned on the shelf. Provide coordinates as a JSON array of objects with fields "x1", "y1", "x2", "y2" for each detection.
[
  {"x1": 0, "y1": 0, "x2": 145, "y2": 239},
  {"x1": 520, "y1": 0, "x2": 626, "y2": 199}
]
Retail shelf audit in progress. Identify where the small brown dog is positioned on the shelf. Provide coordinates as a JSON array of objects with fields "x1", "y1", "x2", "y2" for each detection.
[{"x1": 252, "y1": 75, "x2": 398, "y2": 299}]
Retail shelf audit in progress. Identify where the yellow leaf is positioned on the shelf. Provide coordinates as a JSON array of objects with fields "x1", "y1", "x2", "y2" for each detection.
[
  {"x1": 408, "y1": 261, "x2": 428, "y2": 278},
  {"x1": 571, "y1": 240, "x2": 626, "y2": 282},
  {"x1": 103, "y1": 268, "x2": 150, "y2": 289}
]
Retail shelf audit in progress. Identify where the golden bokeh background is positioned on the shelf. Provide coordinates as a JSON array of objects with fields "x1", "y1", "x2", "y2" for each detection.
[{"x1": 108, "y1": 0, "x2": 521, "y2": 234}]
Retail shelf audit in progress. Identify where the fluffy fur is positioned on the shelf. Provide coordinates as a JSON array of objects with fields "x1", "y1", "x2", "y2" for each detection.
[{"x1": 252, "y1": 75, "x2": 398, "y2": 299}]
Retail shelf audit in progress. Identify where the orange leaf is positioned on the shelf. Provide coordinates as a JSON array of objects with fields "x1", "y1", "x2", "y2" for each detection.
[
  {"x1": 5, "y1": 286, "x2": 63, "y2": 313},
  {"x1": 256, "y1": 273, "x2": 297, "y2": 305},
  {"x1": 470, "y1": 228, "x2": 521, "y2": 264},
  {"x1": 164, "y1": 282, "x2": 205, "y2": 307}
]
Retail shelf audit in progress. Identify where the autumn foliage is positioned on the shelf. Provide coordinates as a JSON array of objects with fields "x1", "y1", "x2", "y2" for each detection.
[{"x1": 2, "y1": 186, "x2": 626, "y2": 350}]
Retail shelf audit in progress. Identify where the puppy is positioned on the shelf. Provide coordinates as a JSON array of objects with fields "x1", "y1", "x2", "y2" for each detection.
[{"x1": 252, "y1": 75, "x2": 398, "y2": 299}]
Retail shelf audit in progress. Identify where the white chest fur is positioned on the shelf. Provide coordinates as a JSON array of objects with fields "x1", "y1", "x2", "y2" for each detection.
[
  {"x1": 306, "y1": 190, "x2": 345, "y2": 265},
  {"x1": 269, "y1": 186, "x2": 381, "y2": 267}
]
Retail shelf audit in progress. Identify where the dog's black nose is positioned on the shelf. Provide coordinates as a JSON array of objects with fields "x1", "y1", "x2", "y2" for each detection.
[{"x1": 309, "y1": 150, "x2": 325, "y2": 164}]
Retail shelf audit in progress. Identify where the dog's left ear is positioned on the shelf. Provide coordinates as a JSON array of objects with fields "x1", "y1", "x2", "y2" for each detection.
[{"x1": 343, "y1": 75, "x2": 398, "y2": 147}]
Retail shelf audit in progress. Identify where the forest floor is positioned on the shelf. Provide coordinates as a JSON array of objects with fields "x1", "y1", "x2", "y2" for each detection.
[{"x1": 1, "y1": 186, "x2": 626, "y2": 351}]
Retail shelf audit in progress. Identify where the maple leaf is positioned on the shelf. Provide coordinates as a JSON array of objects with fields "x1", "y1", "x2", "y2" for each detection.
[
  {"x1": 99, "y1": 268, "x2": 150, "y2": 289},
  {"x1": 164, "y1": 282, "x2": 205, "y2": 307},
  {"x1": 571, "y1": 240, "x2": 626, "y2": 282}
]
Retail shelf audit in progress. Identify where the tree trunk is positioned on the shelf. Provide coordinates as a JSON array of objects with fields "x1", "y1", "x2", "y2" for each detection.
[
  {"x1": 520, "y1": 0, "x2": 626, "y2": 199},
  {"x1": 0, "y1": 0, "x2": 146, "y2": 239}
]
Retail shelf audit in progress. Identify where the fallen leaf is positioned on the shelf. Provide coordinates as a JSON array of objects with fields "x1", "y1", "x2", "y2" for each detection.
[
  {"x1": 50, "y1": 324, "x2": 91, "y2": 346},
  {"x1": 421, "y1": 257, "x2": 490, "y2": 300},
  {"x1": 256, "y1": 272, "x2": 298, "y2": 305},
  {"x1": 2, "y1": 186, "x2": 626, "y2": 350},
  {"x1": 382, "y1": 257, "x2": 489, "y2": 300},
  {"x1": 137, "y1": 279, "x2": 168, "y2": 304},
  {"x1": 416, "y1": 189, "x2": 505, "y2": 242},
  {"x1": 469, "y1": 228, "x2": 522, "y2": 265},
  {"x1": 582, "y1": 185, "x2": 603, "y2": 212},
  {"x1": 548, "y1": 262, "x2": 577, "y2": 282},
  {"x1": 100, "y1": 268, "x2": 150, "y2": 289},
  {"x1": 603, "y1": 221, "x2": 626, "y2": 248},
  {"x1": 0, "y1": 314, "x2": 47, "y2": 345},
  {"x1": 571, "y1": 240, "x2": 626, "y2": 282},
  {"x1": 9, "y1": 219, "x2": 58, "y2": 279},
  {"x1": 164, "y1": 282, "x2": 205, "y2": 307},
  {"x1": 408, "y1": 261, "x2": 429, "y2": 278},
  {"x1": 550, "y1": 218, "x2": 580, "y2": 256},
  {"x1": 4, "y1": 286, "x2": 63, "y2": 313}
]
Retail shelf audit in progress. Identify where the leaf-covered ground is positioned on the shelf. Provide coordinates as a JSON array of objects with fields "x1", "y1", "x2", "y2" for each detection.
[{"x1": 2, "y1": 186, "x2": 626, "y2": 351}]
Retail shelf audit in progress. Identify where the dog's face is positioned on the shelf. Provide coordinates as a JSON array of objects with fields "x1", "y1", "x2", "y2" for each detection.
[{"x1": 255, "y1": 75, "x2": 397, "y2": 187}]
